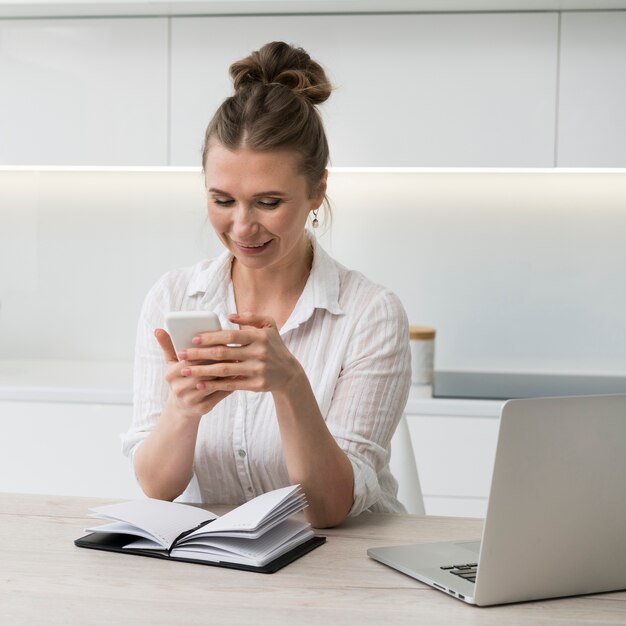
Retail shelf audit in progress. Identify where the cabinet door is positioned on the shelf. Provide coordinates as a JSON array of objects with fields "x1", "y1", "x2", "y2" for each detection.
[
  {"x1": 406, "y1": 414, "x2": 499, "y2": 517},
  {"x1": 0, "y1": 401, "x2": 142, "y2": 499},
  {"x1": 170, "y1": 12, "x2": 558, "y2": 167},
  {"x1": 557, "y1": 11, "x2": 626, "y2": 166},
  {"x1": 0, "y1": 18, "x2": 169, "y2": 165}
]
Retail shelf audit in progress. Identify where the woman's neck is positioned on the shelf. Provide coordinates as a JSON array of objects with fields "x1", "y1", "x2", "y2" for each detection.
[{"x1": 231, "y1": 237, "x2": 313, "y2": 322}]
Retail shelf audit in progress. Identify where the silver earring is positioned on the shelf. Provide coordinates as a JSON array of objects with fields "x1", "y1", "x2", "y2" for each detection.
[{"x1": 312, "y1": 209, "x2": 319, "y2": 228}]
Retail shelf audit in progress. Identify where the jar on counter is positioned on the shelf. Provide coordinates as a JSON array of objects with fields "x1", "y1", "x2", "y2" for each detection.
[{"x1": 409, "y1": 325, "x2": 436, "y2": 385}]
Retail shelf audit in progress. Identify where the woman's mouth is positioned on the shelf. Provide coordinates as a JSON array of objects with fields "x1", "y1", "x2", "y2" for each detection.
[{"x1": 233, "y1": 239, "x2": 272, "y2": 255}]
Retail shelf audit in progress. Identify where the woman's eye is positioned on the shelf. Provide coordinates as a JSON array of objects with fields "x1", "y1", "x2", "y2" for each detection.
[
  {"x1": 258, "y1": 199, "x2": 281, "y2": 208},
  {"x1": 213, "y1": 198, "x2": 234, "y2": 206}
]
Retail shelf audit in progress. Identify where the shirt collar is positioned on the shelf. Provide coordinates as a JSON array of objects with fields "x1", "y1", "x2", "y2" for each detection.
[
  {"x1": 185, "y1": 249, "x2": 235, "y2": 325},
  {"x1": 280, "y1": 232, "x2": 345, "y2": 334}
]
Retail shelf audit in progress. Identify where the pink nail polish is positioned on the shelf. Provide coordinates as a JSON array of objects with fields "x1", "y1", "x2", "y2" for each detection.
[
  {"x1": 181, "y1": 368, "x2": 191, "y2": 376},
  {"x1": 192, "y1": 336, "x2": 201, "y2": 344},
  {"x1": 178, "y1": 350, "x2": 187, "y2": 360}
]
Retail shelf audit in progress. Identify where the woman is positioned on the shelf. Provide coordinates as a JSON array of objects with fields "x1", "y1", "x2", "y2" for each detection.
[{"x1": 122, "y1": 41, "x2": 410, "y2": 528}]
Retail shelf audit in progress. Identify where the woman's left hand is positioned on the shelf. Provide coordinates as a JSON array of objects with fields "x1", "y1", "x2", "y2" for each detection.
[{"x1": 178, "y1": 313, "x2": 302, "y2": 394}]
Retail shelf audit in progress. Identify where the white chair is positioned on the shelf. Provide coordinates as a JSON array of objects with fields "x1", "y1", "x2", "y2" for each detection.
[{"x1": 389, "y1": 414, "x2": 425, "y2": 515}]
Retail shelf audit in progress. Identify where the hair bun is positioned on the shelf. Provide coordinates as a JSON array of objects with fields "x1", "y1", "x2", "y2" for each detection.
[{"x1": 230, "y1": 41, "x2": 332, "y2": 106}]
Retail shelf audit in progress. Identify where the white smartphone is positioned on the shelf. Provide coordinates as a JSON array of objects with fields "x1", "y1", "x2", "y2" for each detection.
[{"x1": 164, "y1": 311, "x2": 222, "y2": 354}]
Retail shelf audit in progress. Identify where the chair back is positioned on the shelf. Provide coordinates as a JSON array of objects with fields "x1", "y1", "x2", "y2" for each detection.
[{"x1": 390, "y1": 414, "x2": 425, "y2": 515}]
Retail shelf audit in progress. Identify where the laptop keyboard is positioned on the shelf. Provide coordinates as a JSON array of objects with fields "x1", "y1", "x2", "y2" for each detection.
[{"x1": 440, "y1": 563, "x2": 478, "y2": 583}]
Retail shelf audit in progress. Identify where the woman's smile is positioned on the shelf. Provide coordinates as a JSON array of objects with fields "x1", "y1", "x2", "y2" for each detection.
[{"x1": 232, "y1": 238, "x2": 274, "y2": 255}]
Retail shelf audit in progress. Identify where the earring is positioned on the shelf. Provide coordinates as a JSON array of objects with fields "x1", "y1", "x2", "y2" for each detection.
[{"x1": 312, "y1": 209, "x2": 319, "y2": 229}]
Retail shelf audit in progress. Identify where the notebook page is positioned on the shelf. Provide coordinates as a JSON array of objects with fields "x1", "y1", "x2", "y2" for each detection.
[
  {"x1": 257, "y1": 495, "x2": 307, "y2": 528},
  {"x1": 177, "y1": 519, "x2": 311, "y2": 558},
  {"x1": 187, "y1": 498, "x2": 308, "y2": 539},
  {"x1": 89, "y1": 499, "x2": 217, "y2": 549},
  {"x1": 84, "y1": 521, "x2": 163, "y2": 544},
  {"x1": 171, "y1": 528, "x2": 314, "y2": 567},
  {"x1": 186, "y1": 484, "x2": 303, "y2": 537},
  {"x1": 171, "y1": 521, "x2": 314, "y2": 567}
]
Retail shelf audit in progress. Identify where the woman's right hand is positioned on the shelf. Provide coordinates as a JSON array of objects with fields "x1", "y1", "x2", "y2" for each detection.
[{"x1": 155, "y1": 328, "x2": 232, "y2": 420}]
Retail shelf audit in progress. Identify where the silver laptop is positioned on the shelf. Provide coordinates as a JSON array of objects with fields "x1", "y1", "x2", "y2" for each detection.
[{"x1": 368, "y1": 394, "x2": 626, "y2": 606}]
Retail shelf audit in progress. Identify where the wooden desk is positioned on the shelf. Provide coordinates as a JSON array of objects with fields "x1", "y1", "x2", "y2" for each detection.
[{"x1": 2, "y1": 493, "x2": 625, "y2": 625}]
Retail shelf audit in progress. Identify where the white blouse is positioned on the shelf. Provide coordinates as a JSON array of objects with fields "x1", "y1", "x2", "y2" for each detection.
[{"x1": 121, "y1": 234, "x2": 411, "y2": 516}]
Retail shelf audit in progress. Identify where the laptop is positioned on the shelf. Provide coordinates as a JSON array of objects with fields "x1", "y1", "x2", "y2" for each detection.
[{"x1": 368, "y1": 394, "x2": 626, "y2": 606}]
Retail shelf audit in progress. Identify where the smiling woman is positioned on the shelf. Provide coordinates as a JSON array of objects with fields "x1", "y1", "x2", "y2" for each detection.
[{"x1": 122, "y1": 41, "x2": 411, "y2": 528}]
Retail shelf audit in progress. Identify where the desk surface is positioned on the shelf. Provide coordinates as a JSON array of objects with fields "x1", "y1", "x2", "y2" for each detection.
[{"x1": 2, "y1": 493, "x2": 625, "y2": 625}]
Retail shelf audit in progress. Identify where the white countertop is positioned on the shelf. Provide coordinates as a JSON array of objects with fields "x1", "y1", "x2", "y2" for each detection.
[
  {"x1": 406, "y1": 384, "x2": 503, "y2": 417},
  {"x1": 0, "y1": 359, "x2": 503, "y2": 415}
]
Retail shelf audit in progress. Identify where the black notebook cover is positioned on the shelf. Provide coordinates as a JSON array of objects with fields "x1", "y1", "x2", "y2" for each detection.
[{"x1": 75, "y1": 531, "x2": 326, "y2": 574}]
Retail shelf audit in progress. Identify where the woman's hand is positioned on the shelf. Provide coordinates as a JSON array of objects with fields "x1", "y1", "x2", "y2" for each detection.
[
  {"x1": 165, "y1": 314, "x2": 354, "y2": 527},
  {"x1": 176, "y1": 313, "x2": 302, "y2": 395},
  {"x1": 154, "y1": 328, "x2": 232, "y2": 419}
]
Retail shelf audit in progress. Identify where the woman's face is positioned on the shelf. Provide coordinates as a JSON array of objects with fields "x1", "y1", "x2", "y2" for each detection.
[{"x1": 204, "y1": 143, "x2": 325, "y2": 274}]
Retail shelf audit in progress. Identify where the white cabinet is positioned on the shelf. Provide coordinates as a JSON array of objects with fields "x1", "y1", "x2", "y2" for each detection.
[
  {"x1": 0, "y1": 360, "x2": 139, "y2": 499},
  {"x1": 3, "y1": 10, "x2": 626, "y2": 167},
  {"x1": 2, "y1": 2, "x2": 624, "y2": 18},
  {"x1": 0, "y1": 17, "x2": 169, "y2": 166},
  {"x1": 404, "y1": 390, "x2": 503, "y2": 517},
  {"x1": 0, "y1": 400, "x2": 142, "y2": 499},
  {"x1": 557, "y1": 11, "x2": 626, "y2": 166},
  {"x1": 170, "y1": 12, "x2": 558, "y2": 167},
  {"x1": 407, "y1": 415, "x2": 499, "y2": 517}
]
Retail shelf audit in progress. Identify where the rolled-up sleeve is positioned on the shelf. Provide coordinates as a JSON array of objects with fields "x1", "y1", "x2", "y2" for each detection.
[
  {"x1": 120, "y1": 273, "x2": 172, "y2": 464},
  {"x1": 324, "y1": 289, "x2": 411, "y2": 516}
]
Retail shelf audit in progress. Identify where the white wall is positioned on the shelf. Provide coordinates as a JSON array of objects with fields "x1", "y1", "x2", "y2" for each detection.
[
  {"x1": 0, "y1": 168, "x2": 217, "y2": 360},
  {"x1": 2, "y1": 167, "x2": 625, "y2": 374},
  {"x1": 324, "y1": 170, "x2": 626, "y2": 373}
]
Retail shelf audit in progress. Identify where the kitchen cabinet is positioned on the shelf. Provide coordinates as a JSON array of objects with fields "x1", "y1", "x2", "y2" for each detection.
[
  {"x1": 170, "y1": 12, "x2": 558, "y2": 167},
  {"x1": 557, "y1": 11, "x2": 626, "y2": 166},
  {"x1": 1, "y1": 1, "x2": 624, "y2": 18},
  {"x1": 0, "y1": 17, "x2": 169, "y2": 166},
  {"x1": 404, "y1": 389, "x2": 503, "y2": 517},
  {"x1": 0, "y1": 360, "x2": 140, "y2": 499},
  {"x1": 0, "y1": 400, "x2": 141, "y2": 499},
  {"x1": 0, "y1": 360, "x2": 501, "y2": 514},
  {"x1": 2, "y1": 9, "x2": 625, "y2": 166},
  {"x1": 0, "y1": 394, "x2": 501, "y2": 516}
]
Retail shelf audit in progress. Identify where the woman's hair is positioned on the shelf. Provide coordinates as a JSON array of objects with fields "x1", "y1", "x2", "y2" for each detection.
[{"x1": 202, "y1": 41, "x2": 332, "y2": 214}]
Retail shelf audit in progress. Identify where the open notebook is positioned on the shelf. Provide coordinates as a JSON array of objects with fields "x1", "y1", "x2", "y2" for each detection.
[{"x1": 75, "y1": 485, "x2": 325, "y2": 573}]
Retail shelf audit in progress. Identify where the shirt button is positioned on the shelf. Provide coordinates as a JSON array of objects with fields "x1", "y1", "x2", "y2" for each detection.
[
  {"x1": 247, "y1": 487, "x2": 253, "y2": 493},
  {"x1": 238, "y1": 449, "x2": 246, "y2": 458}
]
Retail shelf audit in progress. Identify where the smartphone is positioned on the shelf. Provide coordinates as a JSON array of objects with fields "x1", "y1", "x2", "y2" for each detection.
[{"x1": 164, "y1": 311, "x2": 222, "y2": 354}]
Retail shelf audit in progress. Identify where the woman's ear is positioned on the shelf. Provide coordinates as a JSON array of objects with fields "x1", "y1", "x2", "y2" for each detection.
[{"x1": 312, "y1": 169, "x2": 328, "y2": 206}]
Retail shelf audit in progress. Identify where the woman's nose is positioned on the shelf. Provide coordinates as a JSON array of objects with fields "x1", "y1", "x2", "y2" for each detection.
[{"x1": 231, "y1": 206, "x2": 258, "y2": 239}]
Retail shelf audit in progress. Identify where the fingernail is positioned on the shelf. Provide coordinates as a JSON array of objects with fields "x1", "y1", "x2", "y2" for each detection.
[
  {"x1": 196, "y1": 382, "x2": 205, "y2": 390},
  {"x1": 178, "y1": 350, "x2": 187, "y2": 360},
  {"x1": 192, "y1": 336, "x2": 201, "y2": 344},
  {"x1": 181, "y1": 368, "x2": 191, "y2": 376}
]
